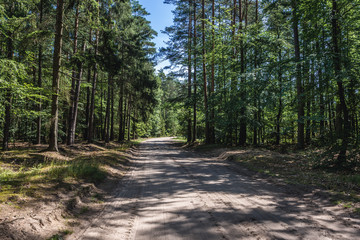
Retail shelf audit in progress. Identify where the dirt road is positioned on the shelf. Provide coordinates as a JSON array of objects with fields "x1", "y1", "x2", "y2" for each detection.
[{"x1": 73, "y1": 138, "x2": 360, "y2": 240}]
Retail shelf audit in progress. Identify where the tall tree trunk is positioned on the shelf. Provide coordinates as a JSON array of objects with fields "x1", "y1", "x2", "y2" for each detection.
[
  {"x1": 118, "y1": 82, "x2": 124, "y2": 142},
  {"x1": 317, "y1": 39, "x2": 325, "y2": 138},
  {"x1": 276, "y1": 50, "x2": 283, "y2": 145},
  {"x1": 228, "y1": 0, "x2": 237, "y2": 145},
  {"x1": 100, "y1": 85, "x2": 104, "y2": 140},
  {"x1": 202, "y1": 0, "x2": 209, "y2": 144},
  {"x1": 292, "y1": 0, "x2": 304, "y2": 149},
  {"x1": 110, "y1": 84, "x2": 114, "y2": 141},
  {"x1": 238, "y1": 0, "x2": 247, "y2": 146},
  {"x1": 3, "y1": 4, "x2": 14, "y2": 151},
  {"x1": 187, "y1": 0, "x2": 192, "y2": 143},
  {"x1": 67, "y1": 5, "x2": 80, "y2": 145},
  {"x1": 84, "y1": 29, "x2": 92, "y2": 140},
  {"x1": 192, "y1": 0, "x2": 197, "y2": 142},
  {"x1": 70, "y1": 42, "x2": 85, "y2": 144},
  {"x1": 48, "y1": 0, "x2": 65, "y2": 152},
  {"x1": 127, "y1": 97, "x2": 131, "y2": 141},
  {"x1": 332, "y1": 0, "x2": 349, "y2": 165},
  {"x1": 36, "y1": 0, "x2": 43, "y2": 145},
  {"x1": 104, "y1": 74, "x2": 112, "y2": 143},
  {"x1": 253, "y1": 0, "x2": 259, "y2": 146},
  {"x1": 209, "y1": 0, "x2": 215, "y2": 144},
  {"x1": 88, "y1": 28, "x2": 100, "y2": 143},
  {"x1": 123, "y1": 94, "x2": 128, "y2": 141}
]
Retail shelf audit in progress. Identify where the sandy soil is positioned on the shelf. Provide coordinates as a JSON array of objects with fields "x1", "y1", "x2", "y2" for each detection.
[{"x1": 69, "y1": 137, "x2": 360, "y2": 240}]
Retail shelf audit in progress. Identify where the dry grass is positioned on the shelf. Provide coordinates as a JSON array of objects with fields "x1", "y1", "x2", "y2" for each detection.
[{"x1": 0, "y1": 141, "x2": 138, "y2": 205}]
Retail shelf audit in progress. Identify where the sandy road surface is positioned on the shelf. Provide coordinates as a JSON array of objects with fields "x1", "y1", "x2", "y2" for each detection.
[{"x1": 73, "y1": 137, "x2": 360, "y2": 240}]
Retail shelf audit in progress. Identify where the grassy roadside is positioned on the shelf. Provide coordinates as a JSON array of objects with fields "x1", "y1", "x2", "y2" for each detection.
[
  {"x1": 193, "y1": 144, "x2": 360, "y2": 215},
  {"x1": 0, "y1": 140, "x2": 141, "y2": 205}
]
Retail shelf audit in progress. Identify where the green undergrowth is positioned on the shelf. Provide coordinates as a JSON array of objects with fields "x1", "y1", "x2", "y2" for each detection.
[{"x1": 0, "y1": 140, "x2": 137, "y2": 204}]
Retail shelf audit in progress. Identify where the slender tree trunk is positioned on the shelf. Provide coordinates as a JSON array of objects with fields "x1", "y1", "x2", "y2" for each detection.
[
  {"x1": 304, "y1": 43, "x2": 311, "y2": 145},
  {"x1": 187, "y1": 0, "x2": 192, "y2": 143},
  {"x1": 123, "y1": 95, "x2": 128, "y2": 141},
  {"x1": 48, "y1": 0, "x2": 65, "y2": 151},
  {"x1": 118, "y1": 82, "x2": 124, "y2": 142},
  {"x1": 70, "y1": 43, "x2": 85, "y2": 144},
  {"x1": 227, "y1": 0, "x2": 237, "y2": 145},
  {"x1": 276, "y1": 50, "x2": 283, "y2": 145},
  {"x1": 253, "y1": 0, "x2": 259, "y2": 146},
  {"x1": 36, "y1": 0, "x2": 43, "y2": 145},
  {"x1": 67, "y1": 5, "x2": 80, "y2": 145},
  {"x1": 332, "y1": 0, "x2": 349, "y2": 165},
  {"x1": 292, "y1": 0, "x2": 304, "y2": 149},
  {"x1": 104, "y1": 74, "x2": 112, "y2": 143},
  {"x1": 100, "y1": 85, "x2": 104, "y2": 140},
  {"x1": 88, "y1": 28, "x2": 99, "y2": 143},
  {"x1": 192, "y1": 0, "x2": 197, "y2": 142},
  {"x1": 238, "y1": 0, "x2": 247, "y2": 146},
  {"x1": 84, "y1": 29, "x2": 92, "y2": 140},
  {"x1": 110, "y1": 84, "x2": 114, "y2": 141},
  {"x1": 3, "y1": 26, "x2": 13, "y2": 151},
  {"x1": 201, "y1": 0, "x2": 209, "y2": 144},
  {"x1": 210, "y1": 0, "x2": 215, "y2": 144},
  {"x1": 317, "y1": 40, "x2": 325, "y2": 138},
  {"x1": 127, "y1": 97, "x2": 131, "y2": 141}
]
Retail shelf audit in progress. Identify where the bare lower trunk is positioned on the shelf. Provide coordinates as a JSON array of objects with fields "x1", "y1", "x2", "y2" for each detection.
[
  {"x1": 332, "y1": 0, "x2": 349, "y2": 166},
  {"x1": 110, "y1": 86, "x2": 114, "y2": 141},
  {"x1": 67, "y1": 5, "x2": 80, "y2": 145},
  {"x1": 118, "y1": 82, "x2": 124, "y2": 142},
  {"x1": 104, "y1": 74, "x2": 112, "y2": 143},
  {"x1": 238, "y1": 0, "x2": 247, "y2": 146},
  {"x1": 187, "y1": 0, "x2": 192, "y2": 143},
  {"x1": 202, "y1": 0, "x2": 209, "y2": 144},
  {"x1": 88, "y1": 28, "x2": 100, "y2": 143},
  {"x1": 36, "y1": 0, "x2": 43, "y2": 145},
  {"x1": 210, "y1": 0, "x2": 215, "y2": 144},
  {"x1": 192, "y1": 0, "x2": 197, "y2": 142},
  {"x1": 292, "y1": 0, "x2": 304, "y2": 149},
  {"x1": 48, "y1": 0, "x2": 65, "y2": 152}
]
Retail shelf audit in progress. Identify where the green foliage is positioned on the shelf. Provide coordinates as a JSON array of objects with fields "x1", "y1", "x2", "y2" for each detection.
[{"x1": 160, "y1": 0, "x2": 360, "y2": 168}]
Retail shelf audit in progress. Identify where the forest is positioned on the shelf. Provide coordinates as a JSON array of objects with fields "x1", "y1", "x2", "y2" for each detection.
[
  {"x1": 1, "y1": 0, "x2": 360, "y2": 167},
  {"x1": 0, "y1": 0, "x2": 163, "y2": 150},
  {"x1": 1, "y1": 0, "x2": 360, "y2": 238},
  {"x1": 161, "y1": 0, "x2": 360, "y2": 170}
]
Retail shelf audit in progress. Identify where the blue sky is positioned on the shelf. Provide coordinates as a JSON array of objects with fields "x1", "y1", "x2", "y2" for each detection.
[{"x1": 137, "y1": 0, "x2": 175, "y2": 71}]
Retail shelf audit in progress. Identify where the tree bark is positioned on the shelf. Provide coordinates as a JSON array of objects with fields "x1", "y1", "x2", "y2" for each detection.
[
  {"x1": 292, "y1": 0, "x2": 305, "y2": 149},
  {"x1": 88, "y1": 28, "x2": 100, "y2": 143},
  {"x1": 201, "y1": 0, "x2": 209, "y2": 144},
  {"x1": 67, "y1": 5, "x2": 80, "y2": 145},
  {"x1": 276, "y1": 50, "x2": 283, "y2": 145},
  {"x1": 187, "y1": 0, "x2": 192, "y2": 143},
  {"x1": 127, "y1": 97, "x2": 131, "y2": 141},
  {"x1": 238, "y1": 0, "x2": 247, "y2": 146},
  {"x1": 118, "y1": 81, "x2": 124, "y2": 142},
  {"x1": 104, "y1": 74, "x2": 112, "y2": 143},
  {"x1": 110, "y1": 84, "x2": 114, "y2": 141},
  {"x1": 36, "y1": 0, "x2": 43, "y2": 145},
  {"x1": 209, "y1": 0, "x2": 215, "y2": 144},
  {"x1": 332, "y1": 0, "x2": 349, "y2": 165},
  {"x1": 48, "y1": 0, "x2": 65, "y2": 152},
  {"x1": 253, "y1": 0, "x2": 259, "y2": 146},
  {"x1": 192, "y1": 0, "x2": 197, "y2": 142}
]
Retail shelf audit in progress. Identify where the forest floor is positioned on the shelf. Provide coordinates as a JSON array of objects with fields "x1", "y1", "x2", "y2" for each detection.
[
  {"x1": 192, "y1": 143, "x2": 360, "y2": 215},
  {"x1": 0, "y1": 140, "x2": 139, "y2": 240},
  {"x1": 0, "y1": 138, "x2": 359, "y2": 239}
]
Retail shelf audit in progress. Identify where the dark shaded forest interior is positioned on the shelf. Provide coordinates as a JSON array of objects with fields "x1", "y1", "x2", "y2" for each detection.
[{"x1": 1, "y1": 0, "x2": 360, "y2": 224}]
